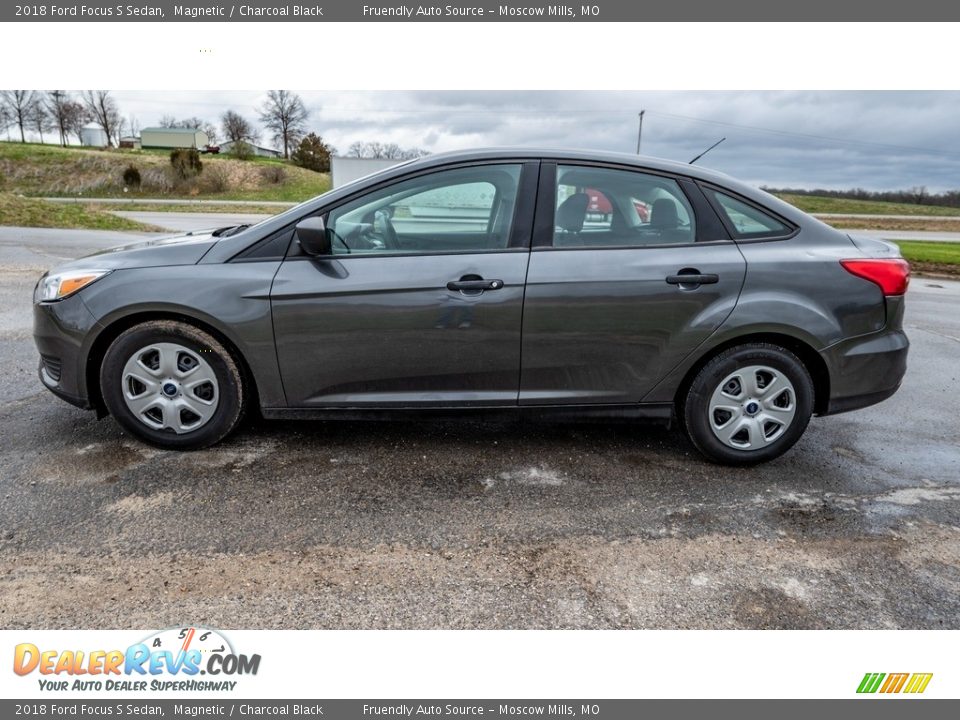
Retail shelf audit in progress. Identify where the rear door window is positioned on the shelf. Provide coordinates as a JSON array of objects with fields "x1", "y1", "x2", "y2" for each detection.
[{"x1": 553, "y1": 165, "x2": 696, "y2": 247}]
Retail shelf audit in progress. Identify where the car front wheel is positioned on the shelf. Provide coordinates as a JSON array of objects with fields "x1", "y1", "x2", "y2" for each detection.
[
  {"x1": 682, "y1": 343, "x2": 814, "y2": 465},
  {"x1": 100, "y1": 320, "x2": 246, "y2": 450}
]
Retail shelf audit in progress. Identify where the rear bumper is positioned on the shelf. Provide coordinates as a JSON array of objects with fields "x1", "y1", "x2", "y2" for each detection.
[{"x1": 819, "y1": 326, "x2": 908, "y2": 416}]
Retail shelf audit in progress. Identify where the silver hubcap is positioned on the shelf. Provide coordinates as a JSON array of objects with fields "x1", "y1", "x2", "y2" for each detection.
[
  {"x1": 121, "y1": 342, "x2": 219, "y2": 434},
  {"x1": 708, "y1": 364, "x2": 796, "y2": 451}
]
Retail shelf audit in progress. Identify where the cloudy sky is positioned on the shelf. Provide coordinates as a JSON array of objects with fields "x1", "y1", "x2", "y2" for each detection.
[{"x1": 95, "y1": 91, "x2": 960, "y2": 191}]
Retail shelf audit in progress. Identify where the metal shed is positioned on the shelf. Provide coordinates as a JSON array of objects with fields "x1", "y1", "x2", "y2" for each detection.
[{"x1": 140, "y1": 127, "x2": 209, "y2": 149}]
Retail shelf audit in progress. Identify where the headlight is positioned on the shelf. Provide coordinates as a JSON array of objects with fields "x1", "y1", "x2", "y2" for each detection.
[{"x1": 35, "y1": 269, "x2": 112, "y2": 303}]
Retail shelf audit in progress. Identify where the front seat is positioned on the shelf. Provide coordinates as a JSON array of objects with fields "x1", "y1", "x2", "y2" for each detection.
[{"x1": 554, "y1": 192, "x2": 589, "y2": 245}]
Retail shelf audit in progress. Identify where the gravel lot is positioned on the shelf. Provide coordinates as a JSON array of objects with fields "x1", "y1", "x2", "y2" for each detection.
[{"x1": 1, "y1": 226, "x2": 958, "y2": 629}]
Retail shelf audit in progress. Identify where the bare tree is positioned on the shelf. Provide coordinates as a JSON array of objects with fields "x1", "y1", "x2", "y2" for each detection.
[
  {"x1": 0, "y1": 104, "x2": 11, "y2": 141},
  {"x1": 158, "y1": 114, "x2": 178, "y2": 128},
  {"x1": 64, "y1": 100, "x2": 90, "y2": 145},
  {"x1": 28, "y1": 101, "x2": 52, "y2": 144},
  {"x1": 258, "y1": 90, "x2": 308, "y2": 159},
  {"x1": 46, "y1": 91, "x2": 76, "y2": 146},
  {"x1": 125, "y1": 115, "x2": 141, "y2": 138},
  {"x1": 81, "y1": 90, "x2": 122, "y2": 146},
  {"x1": 400, "y1": 147, "x2": 430, "y2": 160},
  {"x1": 221, "y1": 110, "x2": 257, "y2": 144},
  {"x1": 0, "y1": 90, "x2": 40, "y2": 143},
  {"x1": 347, "y1": 140, "x2": 430, "y2": 160}
]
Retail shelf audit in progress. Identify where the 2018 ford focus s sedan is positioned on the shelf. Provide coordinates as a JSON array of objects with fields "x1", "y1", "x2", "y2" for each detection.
[{"x1": 32, "y1": 148, "x2": 909, "y2": 465}]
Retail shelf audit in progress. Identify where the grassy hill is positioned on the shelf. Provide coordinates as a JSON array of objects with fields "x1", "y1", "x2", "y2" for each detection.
[
  {"x1": 0, "y1": 193, "x2": 161, "y2": 231},
  {"x1": 774, "y1": 193, "x2": 960, "y2": 217},
  {"x1": 0, "y1": 141, "x2": 330, "y2": 202}
]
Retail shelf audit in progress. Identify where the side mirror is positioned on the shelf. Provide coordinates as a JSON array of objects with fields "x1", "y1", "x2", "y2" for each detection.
[{"x1": 295, "y1": 216, "x2": 331, "y2": 256}]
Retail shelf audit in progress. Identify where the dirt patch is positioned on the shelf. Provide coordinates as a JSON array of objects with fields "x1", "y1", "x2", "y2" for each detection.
[
  {"x1": 2, "y1": 529, "x2": 953, "y2": 629},
  {"x1": 911, "y1": 262, "x2": 960, "y2": 278},
  {"x1": 826, "y1": 217, "x2": 960, "y2": 232},
  {"x1": 104, "y1": 491, "x2": 177, "y2": 516},
  {"x1": 35, "y1": 442, "x2": 156, "y2": 484}
]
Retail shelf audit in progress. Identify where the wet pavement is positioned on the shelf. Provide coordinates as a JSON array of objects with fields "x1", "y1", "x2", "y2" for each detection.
[{"x1": 1, "y1": 228, "x2": 958, "y2": 629}]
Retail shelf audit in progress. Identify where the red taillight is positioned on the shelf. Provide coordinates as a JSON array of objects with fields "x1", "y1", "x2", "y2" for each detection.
[{"x1": 840, "y1": 258, "x2": 911, "y2": 296}]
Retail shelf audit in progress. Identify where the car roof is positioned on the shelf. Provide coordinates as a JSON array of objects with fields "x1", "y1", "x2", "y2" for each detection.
[{"x1": 396, "y1": 146, "x2": 738, "y2": 184}]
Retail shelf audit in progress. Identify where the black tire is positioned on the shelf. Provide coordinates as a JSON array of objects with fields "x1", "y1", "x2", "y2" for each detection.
[
  {"x1": 100, "y1": 320, "x2": 246, "y2": 450},
  {"x1": 681, "y1": 343, "x2": 814, "y2": 466}
]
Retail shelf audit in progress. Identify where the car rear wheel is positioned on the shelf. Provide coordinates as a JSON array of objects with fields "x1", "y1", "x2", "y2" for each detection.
[
  {"x1": 682, "y1": 343, "x2": 814, "y2": 465},
  {"x1": 100, "y1": 320, "x2": 246, "y2": 450}
]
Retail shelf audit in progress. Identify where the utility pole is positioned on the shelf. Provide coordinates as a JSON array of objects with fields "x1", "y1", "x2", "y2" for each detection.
[{"x1": 636, "y1": 110, "x2": 645, "y2": 154}]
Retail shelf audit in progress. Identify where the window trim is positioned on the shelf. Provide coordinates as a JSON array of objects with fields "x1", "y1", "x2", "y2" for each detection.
[
  {"x1": 699, "y1": 182, "x2": 799, "y2": 242},
  {"x1": 229, "y1": 226, "x2": 295, "y2": 263},
  {"x1": 283, "y1": 160, "x2": 539, "y2": 260},
  {"x1": 531, "y1": 160, "x2": 734, "y2": 251}
]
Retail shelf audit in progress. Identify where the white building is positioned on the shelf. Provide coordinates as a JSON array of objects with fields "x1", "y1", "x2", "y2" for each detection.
[
  {"x1": 140, "y1": 127, "x2": 209, "y2": 150},
  {"x1": 219, "y1": 140, "x2": 283, "y2": 158},
  {"x1": 331, "y1": 156, "x2": 405, "y2": 188}
]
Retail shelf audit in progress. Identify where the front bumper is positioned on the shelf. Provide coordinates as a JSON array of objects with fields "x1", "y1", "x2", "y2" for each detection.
[{"x1": 33, "y1": 294, "x2": 101, "y2": 411}]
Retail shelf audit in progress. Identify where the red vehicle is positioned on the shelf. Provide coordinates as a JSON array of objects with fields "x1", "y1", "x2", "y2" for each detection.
[{"x1": 585, "y1": 187, "x2": 649, "y2": 222}]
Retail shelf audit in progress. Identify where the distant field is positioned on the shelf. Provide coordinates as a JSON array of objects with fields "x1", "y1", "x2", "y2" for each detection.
[
  {"x1": 0, "y1": 194, "x2": 160, "y2": 231},
  {"x1": 0, "y1": 141, "x2": 330, "y2": 203},
  {"x1": 895, "y1": 240, "x2": 960, "y2": 266},
  {"x1": 776, "y1": 193, "x2": 960, "y2": 217}
]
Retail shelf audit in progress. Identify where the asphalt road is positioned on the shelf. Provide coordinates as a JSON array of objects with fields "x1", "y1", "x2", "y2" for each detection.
[
  {"x1": 1, "y1": 228, "x2": 958, "y2": 630},
  {"x1": 111, "y1": 211, "x2": 272, "y2": 233}
]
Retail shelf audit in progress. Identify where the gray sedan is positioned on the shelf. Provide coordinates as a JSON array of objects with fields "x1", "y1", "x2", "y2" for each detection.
[{"x1": 33, "y1": 149, "x2": 909, "y2": 464}]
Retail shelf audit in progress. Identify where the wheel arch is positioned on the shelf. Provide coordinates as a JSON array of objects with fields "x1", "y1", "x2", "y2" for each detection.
[
  {"x1": 85, "y1": 310, "x2": 262, "y2": 418},
  {"x1": 674, "y1": 332, "x2": 831, "y2": 416}
]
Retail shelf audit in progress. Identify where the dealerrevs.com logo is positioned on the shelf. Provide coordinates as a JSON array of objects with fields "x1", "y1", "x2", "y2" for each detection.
[
  {"x1": 857, "y1": 673, "x2": 933, "y2": 694},
  {"x1": 13, "y1": 627, "x2": 261, "y2": 692}
]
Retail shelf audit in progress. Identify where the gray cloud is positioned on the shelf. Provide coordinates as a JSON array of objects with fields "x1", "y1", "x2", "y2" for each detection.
[{"x1": 101, "y1": 90, "x2": 960, "y2": 191}]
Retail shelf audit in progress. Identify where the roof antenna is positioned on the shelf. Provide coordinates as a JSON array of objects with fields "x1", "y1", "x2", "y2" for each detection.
[{"x1": 689, "y1": 137, "x2": 726, "y2": 164}]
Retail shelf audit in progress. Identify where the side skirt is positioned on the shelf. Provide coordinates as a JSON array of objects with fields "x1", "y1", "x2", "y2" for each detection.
[{"x1": 260, "y1": 402, "x2": 675, "y2": 425}]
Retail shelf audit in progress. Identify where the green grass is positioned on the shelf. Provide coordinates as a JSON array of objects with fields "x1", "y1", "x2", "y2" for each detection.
[
  {"x1": 894, "y1": 240, "x2": 960, "y2": 266},
  {"x1": 0, "y1": 141, "x2": 330, "y2": 202},
  {"x1": 776, "y1": 193, "x2": 960, "y2": 217},
  {"x1": 91, "y1": 202, "x2": 290, "y2": 215},
  {"x1": 0, "y1": 194, "x2": 160, "y2": 231}
]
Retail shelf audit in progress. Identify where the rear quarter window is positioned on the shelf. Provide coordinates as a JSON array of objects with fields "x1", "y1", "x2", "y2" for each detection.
[{"x1": 707, "y1": 189, "x2": 793, "y2": 239}]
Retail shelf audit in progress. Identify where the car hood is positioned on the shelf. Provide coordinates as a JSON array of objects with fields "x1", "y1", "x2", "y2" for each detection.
[{"x1": 56, "y1": 231, "x2": 220, "y2": 271}]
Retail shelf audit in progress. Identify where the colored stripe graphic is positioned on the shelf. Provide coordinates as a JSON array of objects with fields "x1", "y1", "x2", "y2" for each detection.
[
  {"x1": 857, "y1": 672, "x2": 933, "y2": 694},
  {"x1": 880, "y1": 673, "x2": 909, "y2": 693},
  {"x1": 903, "y1": 673, "x2": 933, "y2": 694},
  {"x1": 857, "y1": 673, "x2": 885, "y2": 693}
]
